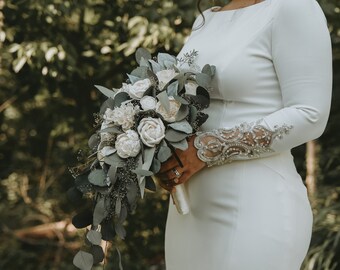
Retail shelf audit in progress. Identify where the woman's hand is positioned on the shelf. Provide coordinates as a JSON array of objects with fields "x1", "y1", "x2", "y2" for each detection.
[{"x1": 156, "y1": 135, "x2": 206, "y2": 191}]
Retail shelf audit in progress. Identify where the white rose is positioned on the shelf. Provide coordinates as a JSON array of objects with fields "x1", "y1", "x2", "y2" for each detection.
[
  {"x1": 127, "y1": 78, "x2": 152, "y2": 100},
  {"x1": 115, "y1": 130, "x2": 141, "y2": 158},
  {"x1": 155, "y1": 96, "x2": 181, "y2": 123},
  {"x1": 185, "y1": 81, "x2": 198, "y2": 95},
  {"x1": 156, "y1": 69, "x2": 178, "y2": 90},
  {"x1": 140, "y1": 96, "x2": 157, "y2": 110},
  {"x1": 137, "y1": 117, "x2": 165, "y2": 147}
]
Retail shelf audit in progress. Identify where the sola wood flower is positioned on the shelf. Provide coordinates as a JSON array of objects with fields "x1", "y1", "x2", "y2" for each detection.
[
  {"x1": 137, "y1": 117, "x2": 165, "y2": 147},
  {"x1": 115, "y1": 130, "x2": 141, "y2": 158}
]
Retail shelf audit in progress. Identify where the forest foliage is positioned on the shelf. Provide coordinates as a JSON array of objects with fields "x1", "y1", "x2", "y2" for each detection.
[{"x1": 0, "y1": 0, "x2": 339, "y2": 269}]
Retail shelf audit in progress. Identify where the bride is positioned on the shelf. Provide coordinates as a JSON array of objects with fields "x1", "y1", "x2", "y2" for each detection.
[{"x1": 156, "y1": 0, "x2": 332, "y2": 269}]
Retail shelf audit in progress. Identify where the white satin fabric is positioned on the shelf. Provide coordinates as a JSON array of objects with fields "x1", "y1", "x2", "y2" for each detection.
[{"x1": 165, "y1": 0, "x2": 332, "y2": 269}]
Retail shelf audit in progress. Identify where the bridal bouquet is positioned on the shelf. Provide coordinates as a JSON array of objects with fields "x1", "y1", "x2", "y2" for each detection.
[{"x1": 68, "y1": 48, "x2": 215, "y2": 269}]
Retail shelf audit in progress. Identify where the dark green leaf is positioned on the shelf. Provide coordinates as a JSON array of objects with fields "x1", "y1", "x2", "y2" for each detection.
[
  {"x1": 100, "y1": 98, "x2": 115, "y2": 114},
  {"x1": 189, "y1": 106, "x2": 198, "y2": 124},
  {"x1": 101, "y1": 220, "x2": 115, "y2": 241},
  {"x1": 115, "y1": 197, "x2": 121, "y2": 217},
  {"x1": 108, "y1": 165, "x2": 118, "y2": 185},
  {"x1": 88, "y1": 133, "x2": 99, "y2": 149},
  {"x1": 119, "y1": 205, "x2": 128, "y2": 223},
  {"x1": 135, "y1": 47, "x2": 152, "y2": 65},
  {"x1": 72, "y1": 209, "x2": 93, "y2": 229},
  {"x1": 165, "y1": 128, "x2": 188, "y2": 142},
  {"x1": 113, "y1": 92, "x2": 130, "y2": 108},
  {"x1": 145, "y1": 176, "x2": 157, "y2": 192},
  {"x1": 86, "y1": 230, "x2": 102, "y2": 245},
  {"x1": 73, "y1": 250, "x2": 93, "y2": 270},
  {"x1": 93, "y1": 197, "x2": 107, "y2": 226},
  {"x1": 88, "y1": 169, "x2": 107, "y2": 187},
  {"x1": 66, "y1": 187, "x2": 83, "y2": 204},
  {"x1": 90, "y1": 245, "x2": 105, "y2": 265},
  {"x1": 126, "y1": 182, "x2": 138, "y2": 206},
  {"x1": 115, "y1": 222, "x2": 126, "y2": 240}
]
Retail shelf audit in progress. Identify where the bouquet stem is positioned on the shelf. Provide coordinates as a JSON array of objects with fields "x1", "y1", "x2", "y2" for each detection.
[{"x1": 170, "y1": 183, "x2": 190, "y2": 215}]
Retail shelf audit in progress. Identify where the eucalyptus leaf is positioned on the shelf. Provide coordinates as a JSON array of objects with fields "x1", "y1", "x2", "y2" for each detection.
[
  {"x1": 157, "y1": 146, "x2": 172, "y2": 162},
  {"x1": 127, "y1": 73, "x2": 140, "y2": 84},
  {"x1": 167, "y1": 81, "x2": 178, "y2": 96},
  {"x1": 149, "y1": 59, "x2": 163, "y2": 73},
  {"x1": 142, "y1": 147, "x2": 156, "y2": 171},
  {"x1": 93, "y1": 197, "x2": 107, "y2": 226},
  {"x1": 126, "y1": 182, "x2": 138, "y2": 206},
  {"x1": 90, "y1": 245, "x2": 105, "y2": 265},
  {"x1": 88, "y1": 133, "x2": 99, "y2": 149},
  {"x1": 157, "y1": 91, "x2": 170, "y2": 113},
  {"x1": 173, "y1": 95, "x2": 189, "y2": 105},
  {"x1": 196, "y1": 73, "x2": 211, "y2": 89},
  {"x1": 108, "y1": 165, "x2": 118, "y2": 185},
  {"x1": 135, "y1": 47, "x2": 152, "y2": 65},
  {"x1": 139, "y1": 177, "x2": 146, "y2": 198},
  {"x1": 99, "y1": 126, "x2": 122, "y2": 134},
  {"x1": 119, "y1": 205, "x2": 128, "y2": 223},
  {"x1": 72, "y1": 209, "x2": 93, "y2": 229},
  {"x1": 157, "y1": 53, "x2": 176, "y2": 67},
  {"x1": 169, "y1": 120, "x2": 193, "y2": 134},
  {"x1": 86, "y1": 230, "x2": 102, "y2": 246},
  {"x1": 132, "y1": 169, "x2": 154, "y2": 176},
  {"x1": 189, "y1": 106, "x2": 198, "y2": 124},
  {"x1": 201, "y1": 64, "x2": 212, "y2": 76},
  {"x1": 145, "y1": 176, "x2": 157, "y2": 192},
  {"x1": 99, "y1": 98, "x2": 115, "y2": 114},
  {"x1": 104, "y1": 154, "x2": 124, "y2": 167},
  {"x1": 171, "y1": 139, "x2": 189, "y2": 151},
  {"x1": 115, "y1": 222, "x2": 126, "y2": 240},
  {"x1": 196, "y1": 86, "x2": 210, "y2": 98},
  {"x1": 94, "y1": 85, "x2": 116, "y2": 99},
  {"x1": 140, "y1": 57, "x2": 151, "y2": 68},
  {"x1": 131, "y1": 66, "x2": 148, "y2": 79},
  {"x1": 164, "y1": 60, "x2": 176, "y2": 69},
  {"x1": 88, "y1": 169, "x2": 107, "y2": 187},
  {"x1": 113, "y1": 92, "x2": 130, "y2": 108},
  {"x1": 115, "y1": 197, "x2": 122, "y2": 217},
  {"x1": 150, "y1": 158, "x2": 161, "y2": 174},
  {"x1": 165, "y1": 128, "x2": 188, "y2": 142},
  {"x1": 75, "y1": 174, "x2": 90, "y2": 190},
  {"x1": 73, "y1": 250, "x2": 93, "y2": 270},
  {"x1": 175, "y1": 104, "x2": 189, "y2": 121}
]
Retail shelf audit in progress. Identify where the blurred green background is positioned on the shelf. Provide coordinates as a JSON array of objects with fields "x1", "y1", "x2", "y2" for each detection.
[{"x1": 0, "y1": 0, "x2": 339, "y2": 269}]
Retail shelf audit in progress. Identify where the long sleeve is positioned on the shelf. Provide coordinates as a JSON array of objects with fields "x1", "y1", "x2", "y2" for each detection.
[{"x1": 194, "y1": 0, "x2": 333, "y2": 167}]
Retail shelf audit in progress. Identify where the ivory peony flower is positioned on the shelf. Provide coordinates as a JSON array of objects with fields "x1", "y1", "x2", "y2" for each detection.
[
  {"x1": 115, "y1": 130, "x2": 141, "y2": 158},
  {"x1": 140, "y1": 96, "x2": 157, "y2": 110},
  {"x1": 155, "y1": 96, "x2": 181, "y2": 123},
  {"x1": 127, "y1": 78, "x2": 152, "y2": 100},
  {"x1": 103, "y1": 103, "x2": 139, "y2": 131},
  {"x1": 137, "y1": 117, "x2": 165, "y2": 147},
  {"x1": 156, "y1": 69, "x2": 178, "y2": 90}
]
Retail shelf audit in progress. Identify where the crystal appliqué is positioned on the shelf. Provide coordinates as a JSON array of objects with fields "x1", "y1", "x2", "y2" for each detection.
[{"x1": 194, "y1": 119, "x2": 293, "y2": 167}]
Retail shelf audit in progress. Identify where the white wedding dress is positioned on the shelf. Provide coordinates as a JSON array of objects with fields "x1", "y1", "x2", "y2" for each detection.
[{"x1": 165, "y1": 0, "x2": 332, "y2": 269}]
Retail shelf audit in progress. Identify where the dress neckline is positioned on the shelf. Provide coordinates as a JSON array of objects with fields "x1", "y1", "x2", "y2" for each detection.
[{"x1": 210, "y1": 0, "x2": 269, "y2": 13}]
